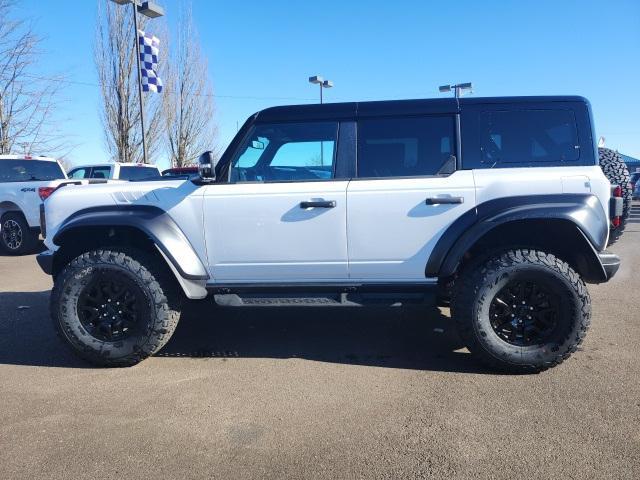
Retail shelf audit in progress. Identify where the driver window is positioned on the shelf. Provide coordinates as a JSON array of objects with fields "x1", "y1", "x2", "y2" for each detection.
[{"x1": 230, "y1": 122, "x2": 338, "y2": 182}]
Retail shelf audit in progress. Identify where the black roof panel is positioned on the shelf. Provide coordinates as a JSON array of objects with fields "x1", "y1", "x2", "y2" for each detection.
[{"x1": 254, "y1": 96, "x2": 590, "y2": 122}]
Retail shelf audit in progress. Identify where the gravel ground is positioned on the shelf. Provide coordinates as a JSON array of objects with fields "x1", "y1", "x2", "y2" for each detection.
[{"x1": 1, "y1": 205, "x2": 639, "y2": 479}]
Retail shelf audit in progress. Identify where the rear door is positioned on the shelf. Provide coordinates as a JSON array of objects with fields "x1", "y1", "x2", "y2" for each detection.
[{"x1": 346, "y1": 114, "x2": 476, "y2": 281}]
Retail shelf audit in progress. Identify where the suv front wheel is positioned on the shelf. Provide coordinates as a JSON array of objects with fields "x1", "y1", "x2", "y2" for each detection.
[
  {"x1": 51, "y1": 248, "x2": 182, "y2": 367},
  {"x1": 451, "y1": 249, "x2": 591, "y2": 373}
]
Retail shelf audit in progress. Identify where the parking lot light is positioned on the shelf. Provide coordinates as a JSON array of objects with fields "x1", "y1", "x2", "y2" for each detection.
[{"x1": 309, "y1": 75, "x2": 333, "y2": 104}]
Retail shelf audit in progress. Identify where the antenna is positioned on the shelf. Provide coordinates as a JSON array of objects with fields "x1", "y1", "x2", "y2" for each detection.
[{"x1": 439, "y1": 82, "x2": 473, "y2": 99}]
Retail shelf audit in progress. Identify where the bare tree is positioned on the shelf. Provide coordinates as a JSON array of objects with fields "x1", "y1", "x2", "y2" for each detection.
[
  {"x1": 164, "y1": 4, "x2": 217, "y2": 167},
  {"x1": 94, "y1": 0, "x2": 165, "y2": 164},
  {"x1": 0, "y1": 0, "x2": 68, "y2": 156}
]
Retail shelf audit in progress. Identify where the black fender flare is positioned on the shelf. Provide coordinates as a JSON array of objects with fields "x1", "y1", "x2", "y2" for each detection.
[
  {"x1": 426, "y1": 194, "x2": 609, "y2": 280},
  {"x1": 52, "y1": 205, "x2": 209, "y2": 281}
]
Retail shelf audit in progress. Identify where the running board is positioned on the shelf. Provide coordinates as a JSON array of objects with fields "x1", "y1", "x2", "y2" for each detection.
[{"x1": 213, "y1": 291, "x2": 437, "y2": 308}]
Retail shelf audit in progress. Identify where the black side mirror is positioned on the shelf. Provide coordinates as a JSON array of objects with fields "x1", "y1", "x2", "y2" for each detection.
[{"x1": 198, "y1": 151, "x2": 216, "y2": 180}]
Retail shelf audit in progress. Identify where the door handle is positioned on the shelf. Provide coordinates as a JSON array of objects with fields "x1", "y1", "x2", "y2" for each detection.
[
  {"x1": 300, "y1": 200, "x2": 336, "y2": 209},
  {"x1": 425, "y1": 196, "x2": 464, "y2": 205}
]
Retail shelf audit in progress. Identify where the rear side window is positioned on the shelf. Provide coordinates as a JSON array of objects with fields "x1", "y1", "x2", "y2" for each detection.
[
  {"x1": 479, "y1": 109, "x2": 579, "y2": 165},
  {"x1": 357, "y1": 116, "x2": 455, "y2": 178},
  {"x1": 119, "y1": 166, "x2": 160, "y2": 180},
  {"x1": 0, "y1": 160, "x2": 65, "y2": 182},
  {"x1": 91, "y1": 166, "x2": 111, "y2": 179},
  {"x1": 68, "y1": 167, "x2": 91, "y2": 179}
]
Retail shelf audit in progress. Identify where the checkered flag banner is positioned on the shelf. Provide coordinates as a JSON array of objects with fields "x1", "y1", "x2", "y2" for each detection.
[{"x1": 138, "y1": 30, "x2": 163, "y2": 93}]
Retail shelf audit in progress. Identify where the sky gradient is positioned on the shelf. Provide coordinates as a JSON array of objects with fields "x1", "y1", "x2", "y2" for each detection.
[{"x1": 14, "y1": 0, "x2": 640, "y2": 169}]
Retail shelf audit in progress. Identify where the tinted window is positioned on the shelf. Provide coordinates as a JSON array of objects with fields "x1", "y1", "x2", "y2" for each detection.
[
  {"x1": 0, "y1": 160, "x2": 65, "y2": 182},
  {"x1": 91, "y1": 166, "x2": 111, "y2": 179},
  {"x1": 119, "y1": 166, "x2": 161, "y2": 181},
  {"x1": 230, "y1": 122, "x2": 337, "y2": 182},
  {"x1": 479, "y1": 110, "x2": 579, "y2": 165},
  {"x1": 68, "y1": 167, "x2": 90, "y2": 179},
  {"x1": 357, "y1": 116, "x2": 455, "y2": 178}
]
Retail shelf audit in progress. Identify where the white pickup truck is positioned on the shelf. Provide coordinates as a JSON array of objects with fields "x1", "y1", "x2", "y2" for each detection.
[{"x1": 0, "y1": 155, "x2": 73, "y2": 254}]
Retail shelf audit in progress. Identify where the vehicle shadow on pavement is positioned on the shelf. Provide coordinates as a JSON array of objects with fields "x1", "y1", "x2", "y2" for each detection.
[
  {"x1": 159, "y1": 300, "x2": 490, "y2": 374},
  {"x1": 0, "y1": 291, "x2": 490, "y2": 374}
]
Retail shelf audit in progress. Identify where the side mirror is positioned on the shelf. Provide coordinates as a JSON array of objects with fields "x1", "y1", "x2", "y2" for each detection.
[{"x1": 198, "y1": 151, "x2": 216, "y2": 180}]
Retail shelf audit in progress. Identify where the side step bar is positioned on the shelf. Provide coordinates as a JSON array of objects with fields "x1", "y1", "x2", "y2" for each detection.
[{"x1": 207, "y1": 283, "x2": 438, "y2": 307}]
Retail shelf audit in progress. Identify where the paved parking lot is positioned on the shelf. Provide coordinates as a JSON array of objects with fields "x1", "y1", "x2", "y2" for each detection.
[{"x1": 1, "y1": 205, "x2": 639, "y2": 479}]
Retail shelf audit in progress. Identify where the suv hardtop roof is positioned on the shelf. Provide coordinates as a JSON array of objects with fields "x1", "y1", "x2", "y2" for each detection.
[{"x1": 255, "y1": 95, "x2": 590, "y2": 123}]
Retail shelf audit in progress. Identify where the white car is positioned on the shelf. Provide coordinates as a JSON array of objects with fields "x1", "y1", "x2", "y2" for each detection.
[
  {"x1": 0, "y1": 155, "x2": 71, "y2": 254},
  {"x1": 38, "y1": 95, "x2": 621, "y2": 372},
  {"x1": 67, "y1": 162, "x2": 161, "y2": 181}
]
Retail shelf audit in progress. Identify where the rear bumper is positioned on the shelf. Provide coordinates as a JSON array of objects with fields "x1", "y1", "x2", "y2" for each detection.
[
  {"x1": 36, "y1": 250, "x2": 54, "y2": 276},
  {"x1": 598, "y1": 252, "x2": 620, "y2": 281}
]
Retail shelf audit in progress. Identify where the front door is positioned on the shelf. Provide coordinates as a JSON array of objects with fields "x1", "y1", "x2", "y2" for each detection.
[
  {"x1": 347, "y1": 115, "x2": 476, "y2": 281},
  {"x1": 203, "y1": 121, "x2": 349, "y2": 283}
]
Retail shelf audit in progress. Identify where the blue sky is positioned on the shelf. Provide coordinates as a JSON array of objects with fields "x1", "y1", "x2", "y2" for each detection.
[{"x1": 14, "y1": 0, "x2": 640, "y2": 168}]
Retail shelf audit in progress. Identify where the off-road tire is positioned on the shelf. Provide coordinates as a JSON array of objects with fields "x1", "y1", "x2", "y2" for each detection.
[
  {"x1": 51, "y1": 248, "x2": 182, "y2": 367},
  {"x1": 599, "y1": 147, "x2": 631, "y2": 246},
  {"x1": 451, "y1": 249, "x2": 591, "y2": 373},
  {"x1": 0, "y1": 211, "x2": 39, "y2": 255}
]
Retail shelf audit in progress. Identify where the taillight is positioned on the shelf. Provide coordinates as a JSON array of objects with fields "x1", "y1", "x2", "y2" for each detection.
[
  {"x1": 613, "y1": 185, "x2": 622, "y2": 198},
  {"x1": 38, "y1": 186, "x2": 57, "y2": 201}
]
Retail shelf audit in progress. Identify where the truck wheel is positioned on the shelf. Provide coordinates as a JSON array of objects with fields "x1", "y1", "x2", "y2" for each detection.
[
  {"x1": 451, "y1": 249, "x2": 590, "y2": 373},
  {"x1": 599, "y1": 147, "x2": 632, "y2": 246},
  {"x1": 0, "y1": 212, "x2": 38, "y2": 255},
  {"x1": 51, "y1": 248, "x2": 182, "y2": 367}
]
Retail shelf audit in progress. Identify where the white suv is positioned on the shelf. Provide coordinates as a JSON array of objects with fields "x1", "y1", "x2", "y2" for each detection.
[
  {"x1": 37, "y1": 96, "x2": 622, "y2": 372},
  {"x1": 67, "y1": 162, "x2": 161, "y2": 181}
]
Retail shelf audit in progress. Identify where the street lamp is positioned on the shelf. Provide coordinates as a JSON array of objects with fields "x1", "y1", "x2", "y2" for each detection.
[
  {"x1": 308, "y1": 75, "x2": 333, "y2": 104},
  {"x1": 439, "y1": 82, "x2": 473, "y2": 99},
  {"x1": 109, "y1": 0, "x2": 164, "y2": 164}
]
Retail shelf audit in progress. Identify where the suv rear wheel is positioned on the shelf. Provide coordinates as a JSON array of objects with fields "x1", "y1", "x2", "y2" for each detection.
[
  {"x1": 51, "y1": 248, "x2": 181, "y2": 367},
  {"x1": 0, "y1": 212, "x2": 38, "y2": 255},
  {"x1": 451, "y1": 249, "x2": 590, "y2": 373}
]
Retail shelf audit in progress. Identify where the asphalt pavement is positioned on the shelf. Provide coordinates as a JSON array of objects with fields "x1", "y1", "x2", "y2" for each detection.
[{"x1": 1, "y1": 205, "x2": 639, "y2": 479}]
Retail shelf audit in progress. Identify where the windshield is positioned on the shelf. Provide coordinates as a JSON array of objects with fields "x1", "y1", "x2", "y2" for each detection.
[
  {"x1": 0, "y1": 160, "x2": 65, "y2": 182},
  {"x1": 119, "y1": 166, "x2": 161, "y2": 181}
]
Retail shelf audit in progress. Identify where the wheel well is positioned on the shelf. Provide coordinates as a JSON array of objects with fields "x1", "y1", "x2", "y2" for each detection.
[
  {"x1": 454, "y1": 219, "x2": 603, "y2": 282},
  {"x1": 52, "y1": 225, "x2": 162, "y2": 278},
  {"x1": 0, "y1": 201, "x2": 23, "y2": 220}
]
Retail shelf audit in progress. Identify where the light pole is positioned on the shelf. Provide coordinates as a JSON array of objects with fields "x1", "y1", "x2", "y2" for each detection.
[
  {"x1": 308, "y1": 75, "x2": 333, "y2": 104},
  {"x1": 110, "y1": 0, "x2": 164, "y2": 164},
  {"x1": 308, "y1": 75, "x2": 333, "y2": 165},
  {"x1": 439, "y1": 82, "x2": 473, "y2": 99}
]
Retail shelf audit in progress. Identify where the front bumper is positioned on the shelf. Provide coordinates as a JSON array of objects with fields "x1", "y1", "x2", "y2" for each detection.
[
  {"x1": 598, "y1": 251, "x2": 620, "y2": 281},
  {"x1": 36, "y1": 250, "x2": 54, "y2": 276}
]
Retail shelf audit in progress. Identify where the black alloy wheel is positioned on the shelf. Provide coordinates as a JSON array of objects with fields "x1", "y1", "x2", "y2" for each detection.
[
  {"x1": 489, "y1": 280, "x2": 560, "y2": 346},
  {"x1": 77, "y1": 270, "x2": 149, "y2": 342}
]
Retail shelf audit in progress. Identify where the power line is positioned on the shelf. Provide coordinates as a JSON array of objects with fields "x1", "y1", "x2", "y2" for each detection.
[{"x1": 22, "y1": 73, "x2": 317, "y2": 102}]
